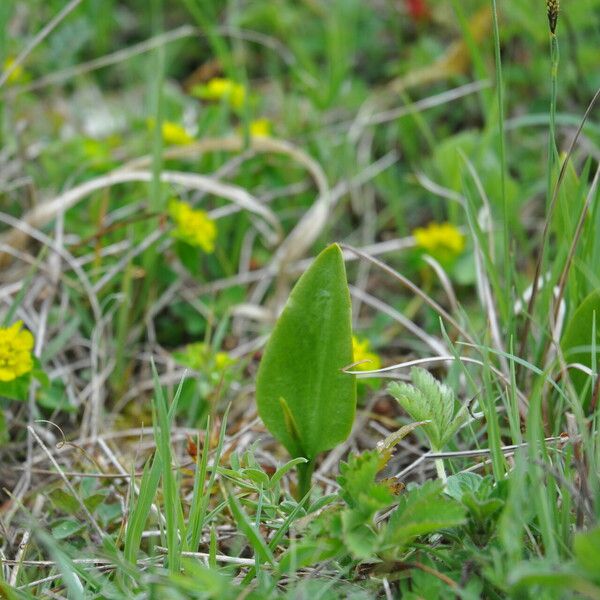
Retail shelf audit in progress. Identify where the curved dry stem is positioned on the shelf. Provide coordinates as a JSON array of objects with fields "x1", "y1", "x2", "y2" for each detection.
[{"x1": 0, "y1": 168, "x2": 281, "y2": 267}]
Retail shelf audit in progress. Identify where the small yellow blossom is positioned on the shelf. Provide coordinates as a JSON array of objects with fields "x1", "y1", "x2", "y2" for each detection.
[
  {"x1": 161, "y1": 121, "x2": 195, "y2": 146},
  {"x1": 194, "y1": 78, "x2": 246, "y2": 110},
  {"x1": 0, "y1": 321, "x2": 34, "y2": 382},
  {"x1": 215, "y1": 351, "x2": 235, "y2": 370},
  {"x1": 249, "y1": 118, "x2": 272, "y2": 138},
  {"x1": 352, "y1": 336, "x2": 381, "y2": 372},
  {"x1": 176, "y1": 342, "x2": 235, "y2": 372},
  {"x1": 412, "y1": 222, "x2": 465, "y2": 262},
  {"x1": 168, "y1": 199, "x2": 217, "y2": 253},
  {"x1": 2, "y1": 57, "x2": 27, "y2": 85}
]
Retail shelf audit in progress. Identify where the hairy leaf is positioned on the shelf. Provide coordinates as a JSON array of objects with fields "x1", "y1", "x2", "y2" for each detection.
[{"x1": 389, "y1": 367, "x2": 468, "y2": 450}]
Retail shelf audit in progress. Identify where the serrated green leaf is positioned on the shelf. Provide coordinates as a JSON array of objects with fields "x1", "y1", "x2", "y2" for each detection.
[
  {"x1": 338, "y1": 450, "x2": 396, "y2": 517},
  {"x1": 446, "y1": 472, "x2": 484, "y2": 501},
  {"x1": 389, "y1": 368, "x2": 466, "y2": 450},
  {"x1": 256, "y1": 244, "x2": 356, "y2": 459},
  {"x1": 382, "y1": 481, "x2": 466, "y2": 551}
]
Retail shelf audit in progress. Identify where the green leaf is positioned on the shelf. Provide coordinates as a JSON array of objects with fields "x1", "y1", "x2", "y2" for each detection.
[
  {"x1": 561, "y1": 289, "x2": 600, "y2": 404},
  {"x1": 445, "y1": 472, "x2": 484, "y2": 501},
  {"x1": 151, "y1": 361, "x2": 185, "y2": 574},
  {"x1": 228, "y1": 491, "x2": 275, "y2": 565},
  {"x1": 341, "y1": 509, "x2": 378, "y2": 559},
  {"x1": 83, "y1": 493, "x2": 107, "y2": 514},
  {"x1": 278, "y1": 538, "x2": 343, "y2": 573},
  {"x1": 381, "y1": 481, "x2": 466, "y2": 551},
  {"x1": 509, "y1": 561, "x2": 600, "y2": 599},
  {"x1": 462, "y1": 492, "x2": 504, "y2": 522},
  {"x1": 241, "y1": 467, "x2": 270, "y2": 487},
  {"x1": 269, "y1": 457, "x2": 308, "y2": 489},
  {"x1": 123, "y1": 372, "x2": 182, "y2": 564},
  {"x1": 388, "y1": 368, "x2": 468, "y2": 451},
  {"x1": 574, "y1": 526, "x2": 600, "y2": 578},
  {"x1": 256, "y1": 244, "x2": 356, "y2": 460},
  {"x1": 52, "y1": 518, "x2": 84, "y2": 540},
  {"x1": 0, "y1": 374, "x2": 31, "y2": 402},
  {"x1": 49, "y1": 489, "x2": 81, "y2": 514},
  {"x1": 338, "y1": 450, "x2": 396, "y2": 518}
]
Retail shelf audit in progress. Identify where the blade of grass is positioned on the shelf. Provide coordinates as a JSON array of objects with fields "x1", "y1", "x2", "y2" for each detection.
[
  {"x1": 151, "y1": 359, "x2": 185, "y2": 574},
  {"x1": 123, "y1": 371, "x2": 185, "y2": 564},
  {"x1": 489, "y1": 0, "x2": 513, "y2": 337},
  {"x1": 227, "y1": 488, "x2": 275, "y2": 566},
  {"x1": 185, "y1": 405, "x2": 230, "y2": 552}
]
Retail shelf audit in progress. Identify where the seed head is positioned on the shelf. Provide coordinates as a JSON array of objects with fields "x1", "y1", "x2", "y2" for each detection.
[{"x1": 547, "y1": 0, "x2": 559, "y2": 34}]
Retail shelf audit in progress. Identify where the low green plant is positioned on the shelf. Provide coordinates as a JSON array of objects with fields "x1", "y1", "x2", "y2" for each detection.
[
  {"x1": 256, "y1": 243, "x2": 356, "y2": 498},
  {"x1": 388, "y1": 367, "x2": 469, "y2": 483},
  {"x1": 281, "y1": 447, "x2": 466, "y2": 570}
]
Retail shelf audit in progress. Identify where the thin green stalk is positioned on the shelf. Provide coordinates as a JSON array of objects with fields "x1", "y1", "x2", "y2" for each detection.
[
  {"x1": 0, "y1": 1, "x2": 10, "y2": 146},
  {"x1": 548, "y1": 33, "x2": 560, "y2": 177},
  {"x1": 489, "y1": 0, "x2": 513, "y2": 334},
  {"x1": 434, "y1": 456, "x2": 447, "y2": 485},
  {"x1": 112, "y1": 254, "x2": 133, "y2": 393},
  {"x1": 296, "y1": 459, "x2": 314, "y2": 501},
  {"x1": 139, "y1": 0, "x2": 165, "y2": 317},
  {"x1": 527, "y1": 378, "x2": 559, "y2": 561},
  {"x1": 518, "y1": 7, "x2": 562, "y2": 364},
  {"x1": 185, "y1": 407, "x2": 229, "y2": 552}
]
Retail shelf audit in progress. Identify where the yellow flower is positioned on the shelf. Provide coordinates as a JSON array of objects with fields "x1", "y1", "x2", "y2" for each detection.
[
  {"x1": 2, "y1": 57, "x2": 27, "y2": 85},
  {"x1": 161, "y1": 121, "x2": 195, "y2": 146},
  {"x1": 168, "y1": 199, "x2": 217, "y2": 253},
  {"x1": 412, "y1": 222, "x2": 465, "y2": 262},
  {"x1": 0, "y1": 321, "x2": 34, "y2": 382},
  {"x1": 249, "y1": 118, "x2": 272, "y2": 138},
  {"x1": 175, "y1": 342, "x2": 235, "y2": 372},
  {"x1": 193, "y1": 78, "x2": 246, "y2": 110},
  {"x1": 215, "y1": 351, "x2": 235, "y2": 370},
  {"x1": 352, "y1": 336, "x2": 381, "y2": 372}
]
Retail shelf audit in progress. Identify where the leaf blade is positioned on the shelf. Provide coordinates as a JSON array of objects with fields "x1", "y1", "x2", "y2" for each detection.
[{"x1": 256, "y1": 244, "x2": 356, "y2": 459}]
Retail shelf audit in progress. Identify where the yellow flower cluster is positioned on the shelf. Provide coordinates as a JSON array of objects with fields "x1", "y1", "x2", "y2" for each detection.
[
  {"x1": 194, "y1": 78, "x2": 246, "y2": 111},
  {"x1": 168, "y1": 199, "x2": 217, "y2": 253},
  {"x1": 412, "y1": 222, "x2": 465, "y2": 262},
  {"x1": 2, "y1": 57, "x2": 27, "y2": 85},
  {"x1": 0, "y1": 321, "x2": 34, "y2": 382},
  {"x1": 178, "y1": 342, "x2": 235, "y2": 372},
  {"x1": 352, "y1": 336, "x2": 381, "y2": 372},
  {"x1": 161, "y1": 121, "x2": 195, "y2": 146}
]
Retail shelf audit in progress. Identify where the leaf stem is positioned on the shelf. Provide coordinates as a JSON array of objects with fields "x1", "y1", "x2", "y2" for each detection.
[
  {"x1": 434, "y1": 458, "x2": 447, "y2": 486},
  {"x1": 489, "y1": 0, "x2": 512, "y2": 331},
  {"x1": 296, "y1": 459, "x2": 314, "y2": 501}
]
